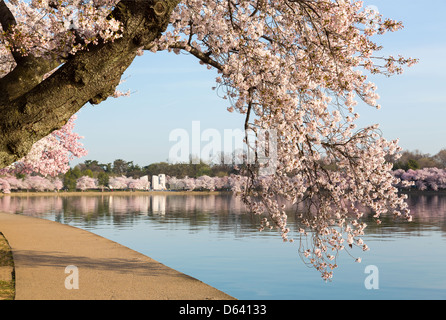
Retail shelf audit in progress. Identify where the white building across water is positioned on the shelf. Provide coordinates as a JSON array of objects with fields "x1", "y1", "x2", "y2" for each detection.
[{"x1": 152, "y1": 174, "x2": 166, "y2": 191}]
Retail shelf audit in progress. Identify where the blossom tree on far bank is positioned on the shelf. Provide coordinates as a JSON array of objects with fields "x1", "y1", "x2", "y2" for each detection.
[
  {"x1": 76, "y1": 176, "x2": 98, "y2": 191},
  {"x1": 108, "y1": 176, "x2": 150, "y2": 190},
  {"x1": 0, "y1": 0, "x2": 418, "y2": 280}
]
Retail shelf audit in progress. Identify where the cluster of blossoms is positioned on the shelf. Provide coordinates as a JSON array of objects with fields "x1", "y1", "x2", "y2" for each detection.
[
  {"x1": 0, "y1": 0, "x2": 122, "y2": 66},
  {"x1": 0, "y1": 0, "x2": 127, "y2": 96},
  {"x1": 0, "y1": 174, "x2": 248, "y2": 193},
  {"x1": 0, "y1": 174, "x2": 63, "y2": 193},
  {"x1": 0, "y1": 173, "x2": 152, "y2": 192},
  {"x1": 167, "y1": 174, "x2": 247, "y2": 191},
  {"x1": 0, "y1": 115, "x2": 88, "y2": 177},
  {"x1": 75, "y1": 175, "x2": 98, "y2": 191},
  {"x1": 108, "y1": 175, "x2": 150, "y2": 190},
  {"x1": 393, "y1": 168, "x2": 446, "y2": 191},
  {"x1": 77, "y1": 175, "x2": 153, "y2": 191}
]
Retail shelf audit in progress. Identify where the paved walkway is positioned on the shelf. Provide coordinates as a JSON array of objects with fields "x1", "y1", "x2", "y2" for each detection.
[{"x1": 0, "y1": 212, "x2": 235, "y2": 300}]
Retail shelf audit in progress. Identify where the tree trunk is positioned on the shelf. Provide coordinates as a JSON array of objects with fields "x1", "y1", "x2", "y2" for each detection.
[{"x1": 0, "y1": 0, "x2": 180, "y2": 169}]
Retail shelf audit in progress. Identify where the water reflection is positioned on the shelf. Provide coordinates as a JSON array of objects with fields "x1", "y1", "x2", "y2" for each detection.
[
  {"x1": 0, "y1": 193, "x2": 259, "y2": 236},
  {"x1": 362, "y1": 192, "x2": 446, "y2": 238},
  {"x1": 0, "y1": 192, "x2": 445, "y2": 238},
  {"x1": 1, "y1": 192, "x2": 445, "y2": 299}
]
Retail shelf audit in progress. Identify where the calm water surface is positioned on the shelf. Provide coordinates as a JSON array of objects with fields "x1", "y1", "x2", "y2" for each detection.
[{"x1": 1, "y1": 192, "x2": 445, "y2": 300}]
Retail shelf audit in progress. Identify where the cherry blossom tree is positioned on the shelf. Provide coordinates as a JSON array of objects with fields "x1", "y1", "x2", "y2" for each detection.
[
  {"x1": 0, "y1": 0, "x2": 178, "y2": 168},
  {"x1": 159, "y1": 0, "x2": 416, "y2": 280},
  {"x1": 24, "y1": 175, "x2": 55, "y2": 191},
  {"x1": 2, "y1": 174, "x2": 19, "y2": 190},
  {"x1": 0, "y1": 174, "x2": 64, "y2": 192},
  {"x1": 166, "y1": 176, "x2": 182, "y2": 190},
  {"x1": 108, "y1": 176, "x2": 129, "y2": 190},
  {"x1": 0, "y1": 115, "x2": 88, "y2": 176},
  {"x1": 394, "y1": 168, "x2": 446, "y2": 191},
  {"x1": 213, "y1": 175, "x2": 229, "y2": 190},
  {"x1": 0, "y1": 0, "x2": 418, "y2": 279},
  {"x1": 76, "y1": 175, "x2": 98, "y2": 191},
  {"x1": 128, "y1": 176, "x2": 150, "y2": 190},
  {"x1": 166, "y1": 174, "x2": 249, "y2": 192},
  {"x1": 0, "y1": 177, "x2": 11, "y2": 193},
  {"x1": 196, "y1": 175, "x2": 215, "y2": 191},
  {"x1": 16, "y1": 176, "x2": 31, "y2": 191},
  {"x1": 53, "y1": 177, "x2": 64, "y2": 191}
]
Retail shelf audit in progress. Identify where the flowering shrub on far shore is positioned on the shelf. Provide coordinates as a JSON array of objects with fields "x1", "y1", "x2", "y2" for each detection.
[
  {"x1": 3, "y1": 169, "x2": 446, "y2": 194},
  {"x1": 393, "y1": 168, "x2": 446, "y2": 191}
]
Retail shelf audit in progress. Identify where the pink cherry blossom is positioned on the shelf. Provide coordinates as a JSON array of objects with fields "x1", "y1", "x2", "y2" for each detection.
[
  {"x1": 1, "y1": 115, "x2": 87, "y2": 177},
  {"x1": 393, "y1": 168, "x2": 446, "y2": 191},
  {"x1": 0, "y1": 178, "x2": 11, "y2": 194},
  {"x1": 76, "y1": 176, "x2": 98, "y2": 191},
  {"x1": 24, "y1": 175, "x2": 55, "y2": 191},
  {"x1": 108, "y1": 176, "x2": 129, "y2": 190}
]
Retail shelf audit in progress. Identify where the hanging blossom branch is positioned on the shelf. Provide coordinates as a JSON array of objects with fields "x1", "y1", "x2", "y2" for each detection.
[
  {"x1": 147, "y1": 0, "x2": 417, "y2": 280},
  {"x1": 0, "y1": 0, "x2": 418, "y2": 281}
]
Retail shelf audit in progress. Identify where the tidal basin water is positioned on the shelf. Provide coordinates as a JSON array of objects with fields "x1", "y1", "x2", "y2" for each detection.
[{"x1": 1, "y1": 192, "x2": 445, "y2": 300}]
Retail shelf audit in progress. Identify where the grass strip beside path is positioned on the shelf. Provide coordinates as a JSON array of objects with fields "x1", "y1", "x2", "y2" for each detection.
[{"x1": 0, "y1": 232, "x2": 14, "y2": 300}]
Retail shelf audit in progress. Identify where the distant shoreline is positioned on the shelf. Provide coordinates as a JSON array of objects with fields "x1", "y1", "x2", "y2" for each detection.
[
  {"x1": 0, "y1": 190, "x2": 231, "y2": 197},
  {"x1": 399, "y1": 189, "x2": 446, "y2": 195},
  {"x1": 3, "y1": 189, "x2": 446, "y2": 198}
]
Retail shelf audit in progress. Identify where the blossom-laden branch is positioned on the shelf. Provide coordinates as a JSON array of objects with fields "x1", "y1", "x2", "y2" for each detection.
[
  {"x1": 149, "y1": 0, "x2": 417, "y2": 280},
  {"x1": 0, "y1": 0, "x2": 180, "y2": 169}
]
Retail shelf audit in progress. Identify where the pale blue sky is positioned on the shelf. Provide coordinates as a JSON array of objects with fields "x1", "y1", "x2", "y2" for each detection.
[{"x1": 72, "y1": 0, "x2": 446, "y2": 167}]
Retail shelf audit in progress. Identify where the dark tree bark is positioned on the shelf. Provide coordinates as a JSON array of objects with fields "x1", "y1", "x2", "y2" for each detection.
[{"x1": 0, "y1": 0, "x2": 180, "y2": 168}]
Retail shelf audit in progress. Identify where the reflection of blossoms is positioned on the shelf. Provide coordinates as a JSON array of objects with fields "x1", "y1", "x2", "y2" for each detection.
[{"x1": 0, "y1": 196, "x2": 63, "y2": 216}]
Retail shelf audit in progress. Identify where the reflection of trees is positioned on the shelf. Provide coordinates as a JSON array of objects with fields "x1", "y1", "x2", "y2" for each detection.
[
  {"x1": 0, "y1": 194, "x2": 259, "y2": 234},
  {"x1": 403, "y1": 193, "x2": 446, "y2": 235},
  {"x1": 405, "y1": 193, "x2": 446, "y2": 218},
  {"x1": 0, "y1": 193, "x2": 445, "y2": 236},
  {"x1": 0, "y1": 196, "x2": 63, "y2": 216},
  {"x1": 282, "y1": 193, "x2": 446, "y2": 237}
]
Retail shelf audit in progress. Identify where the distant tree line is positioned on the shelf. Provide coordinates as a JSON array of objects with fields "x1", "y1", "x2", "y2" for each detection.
[
  {"x1": 62, "y1": 158, "x2": 241, "y2": 191},
  {"x1": 60, "y1": 148, "x2": 446, "y2": 190},
  {"x1": 390, "y1": 149, "x2": 446, "y2": 171},
  {"x1": 4, "y1": 149, "x2": 446, "y2": 192}
]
